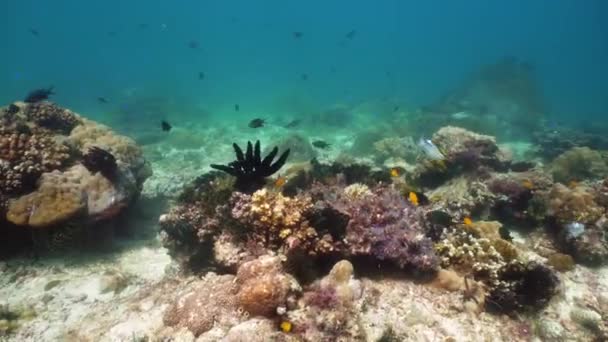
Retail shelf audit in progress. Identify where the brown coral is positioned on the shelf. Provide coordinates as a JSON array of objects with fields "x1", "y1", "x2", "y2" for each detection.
[
  {"x1": 236, "y1": 255, "x2": 300, "y2": 317},
  {"x1": 550, "y1": 147, "x2": 608, "y2": 183},
  {"x1": 24, "y1": 102, "x2": 81, "y2": 134},
  {"x1": 163, "y1": 273, "x2": 239, "y2": 336},
  {"x1": 0, "y1": 130, "x2": 71, "y2": 195},
  {"x1": 547, "y1": 183, "x2": 604, "y2": 224}
]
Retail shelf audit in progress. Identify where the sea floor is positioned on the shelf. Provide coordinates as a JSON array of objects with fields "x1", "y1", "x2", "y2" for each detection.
[{"x1": 1, "y1": 125, "x2": 607, "y2": 342}]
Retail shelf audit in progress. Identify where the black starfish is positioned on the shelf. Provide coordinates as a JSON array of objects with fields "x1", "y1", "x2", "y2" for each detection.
[{"x1": 211, "y1": 140, "x2": 290, "y2": 193}]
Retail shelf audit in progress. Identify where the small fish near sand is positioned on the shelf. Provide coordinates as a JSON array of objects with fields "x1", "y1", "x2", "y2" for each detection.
[
  {"x1": 161, "y1": 120, "x2": 172, "y2": 132},
  {"x1": 248, "y1": 118, "x2": 265, "y2": 128},
  {"x1": 24, "y1": 87, "x2": 54, "y2": 103},
  {"x1": 312, "y1": 140, "x2": 331, "y2": 150}
]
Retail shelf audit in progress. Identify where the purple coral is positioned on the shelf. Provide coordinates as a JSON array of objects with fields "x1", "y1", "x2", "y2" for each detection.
[{"x1": 327, "y1": 185, "x2": 439, "y2": 273}]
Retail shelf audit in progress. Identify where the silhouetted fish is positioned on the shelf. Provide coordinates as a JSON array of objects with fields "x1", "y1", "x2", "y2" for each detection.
[
  {"x1": 28, "y1": 28, "x2": 39, "y2": 37},
  {"x1": 301, "y1": 74, "x2": 308, "y2": 81},
  {"x1": 198, "y1": 72, "x2": 205, "y2": 80},
  {"x1": 345, "y1": 30, "x2": 356, "y2": 39},
  {"x1": 248, "y1": 118, "x2": 265, "y2": 128},
  {"x1": 188, "y1": 40, "x2": 199, "y2": 49},
  {"x1": 235, "y1": 104, "x2": 240, "y2": 112},
  {"x1": 293, "y1": 32, "x2": 303, "y2": 39},
  {"x1": 24, "y1": 87, "x2": 54, "y2": 103},
  {"x1": 393, "y1": 106, "x2": 399, "y2": 112},
  {"x1": 312, "y1": 140, "x2": 331, "y2": 149},
  {"x1": 161, "y1": 120, "x2": 172, "y2": 132},
  {"x1": 284, "y1": 119, "x2": 301, "y2": 128},
  {"x1": 97, "y1": 97, "x2": 109, "y2": 104}
]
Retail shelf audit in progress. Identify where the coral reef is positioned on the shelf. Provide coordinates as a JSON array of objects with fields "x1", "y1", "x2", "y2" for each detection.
[
  {"x1": 235, "y1": 255, "x2": 300, "y2": 317},
  {"x1": 211, "y1": 140, "x2": 290, "y2": 193},
  {"x1": 0, "y1": 101, "x2": 150, "y2": 254},
  {"x1": 486, "y1": 261, "x2": 558, "y2": 314},
  {"x1": 550, "y1": 147, "x2": 608, "y2": 183},
  {"x1": 163, "y1": 273, "x2": 239, "y2": 337}
]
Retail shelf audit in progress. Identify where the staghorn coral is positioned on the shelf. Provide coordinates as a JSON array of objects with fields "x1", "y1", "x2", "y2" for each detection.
[
  {"x1": 24, "y1": 102, "x2": 81, "y2": 134},
  {"x1": 550, "y1": 147, "x2": 608, "y2": 183},
  {"x1": 0, "y1": 130, "x2": 71, "y2": 195}
]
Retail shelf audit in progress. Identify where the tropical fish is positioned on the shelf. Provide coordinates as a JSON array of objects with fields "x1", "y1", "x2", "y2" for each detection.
[
  {"x1": 312, "y1": 140, "x2": 331, "y2": 149},
  {"x1": 248, "y1": 118, "x2": 265, "y2": 128},
  {"x1": 292, "y1": 32, "x2": 303, "y2": 39},
  {"x1": 274, "y1": 176, "x2": 287, "y2": 188},
  {"x1": 188, "y1": 40, "x2": 199, "y2": 49},
  {"x1": 389, "y1": 167, "x2": 400, "y2": 178},
  {"x1": 301, "y1": 73, "x2": 308, "y2": 81},
  {"x1": 97, "y1": 97, "x2": 109, "y2": 104},
  {"x1": 280, "y1": 321, "x2": 292, "y2": 333},
  {"x1": 345, "y1": 30, "x2": 356, "y2": 39},
  {"x1": 198, "y1": 72, "x2": 205, "y2": 80},
  {"x1": 234, "y1": 104, "x2": 240, "y2": 112},
  {"x1": 463, "y1": 217, "x2": 473, "y2": 226},
  {"x1": 24, "y1": 87, "x2": 54, "y2": 103},
  {"x1": 522, "y1": 180, "x2": 534, "y2": 190},
  {"x1": 161, "y1": 120, "x2": 172, "y2": 132},
  {"x1": 408, "y1": 192, "x2": 419, "y2": 206},
  {"x1": 417, "y1": 138, "x2": 445, "y2": 161}
]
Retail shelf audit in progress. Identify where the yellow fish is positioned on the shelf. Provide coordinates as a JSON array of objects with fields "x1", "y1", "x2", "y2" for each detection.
[
  {"x1": 274, "y1": 176, "x2": 287, "y2": 188},
  {"x1": 280, "y1": 321, "x2": 292, "y2": 333},
  {"x1": 390, "y1": 167, "x2": 400, "y2": 178},
  {"x1": 463, "y1": 216, "x2": 473, "y2": 226},
  {"x1": 408, "y1": 191, "x2": 419, "y2": 206},
  {"x1": 522, "y1": 180, "x2": 534, "y2": 190}
]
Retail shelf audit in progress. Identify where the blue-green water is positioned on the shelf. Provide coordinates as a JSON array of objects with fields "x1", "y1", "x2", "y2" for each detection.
[{"x1": 2, "y1": 0, "x2": 607, "y2": 130}]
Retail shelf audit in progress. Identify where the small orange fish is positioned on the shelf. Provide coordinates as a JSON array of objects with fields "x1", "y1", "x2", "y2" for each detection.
[
  {"x1": 408, "y1": 191, "x2": 419, "y2": 206},
  {"x1": 390, "y1": 168, "x2": 400, "y2": 178},
  {"x1": 522, "y1": 180, "x2": 534, "y2": 190},
  {"x1": 274, "y1": 176, "x2": 287, "y2": 188},
  {"x1": 463, "y1": 216, "x2": 473, "y2": 226}
]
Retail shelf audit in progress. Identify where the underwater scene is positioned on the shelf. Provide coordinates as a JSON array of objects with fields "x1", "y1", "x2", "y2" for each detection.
[{"x1": 2, "y1": 0, "x2": 608, "y2": 341}]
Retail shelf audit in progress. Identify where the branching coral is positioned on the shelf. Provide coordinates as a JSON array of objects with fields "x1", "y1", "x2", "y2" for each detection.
[
  {"x1": 230, "y1": 189, "x2": 325, "y2": 254},
  {"x1": 211, "y1": 140, "x2": 290, "y2": 193}
]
